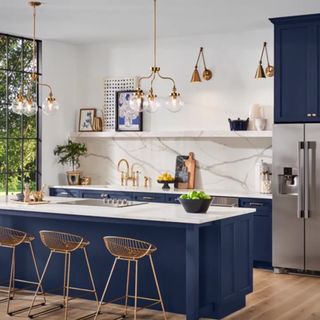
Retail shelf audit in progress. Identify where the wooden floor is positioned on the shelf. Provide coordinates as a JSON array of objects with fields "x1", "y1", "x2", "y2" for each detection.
[{"x1": 1, "y1": 269, "x2": 320, "y2": 319}]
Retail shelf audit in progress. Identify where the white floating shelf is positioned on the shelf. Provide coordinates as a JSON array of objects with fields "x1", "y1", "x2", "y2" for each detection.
[{"x1": 70, "y1": 130, "x2": 272, "y2": 139}]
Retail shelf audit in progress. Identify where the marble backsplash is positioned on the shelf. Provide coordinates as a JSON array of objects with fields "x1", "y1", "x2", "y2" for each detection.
[{"x1": 78, "y1": 137, "x2": 272, "y2": 193}]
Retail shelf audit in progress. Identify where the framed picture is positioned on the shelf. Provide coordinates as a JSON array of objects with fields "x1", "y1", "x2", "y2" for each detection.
[
  {"x1": 115, "y1": 90, "x2": 143, "y2": 132},
  {"x1": 79, "y1": 108, "x2": 96, "y2": 132}
]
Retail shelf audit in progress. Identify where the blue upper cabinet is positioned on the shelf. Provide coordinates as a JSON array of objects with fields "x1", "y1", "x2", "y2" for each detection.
[{"x1": 271, "y1": 14, "x2": 320, "y2": 123}]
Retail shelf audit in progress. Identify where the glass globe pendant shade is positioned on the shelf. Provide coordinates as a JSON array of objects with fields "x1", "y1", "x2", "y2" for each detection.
[
  {"x1": 10, "y1": 94, "x2": 25, "y2": 115},
  {"x1": 23, "y1": 98, "x2": 38, "y2": 117},
  {"x1": 42, "y1": 93, "x2": 59, "y2": 115},
  {"x1": 165, "y1": 91, "x2": 184, "y2": 113},
  {"x1": 144, "y1": 90, "x2": 160, "y2": 113},
  {"x1": 129, "y1": 90, "x2": 144, "y2": 113}
]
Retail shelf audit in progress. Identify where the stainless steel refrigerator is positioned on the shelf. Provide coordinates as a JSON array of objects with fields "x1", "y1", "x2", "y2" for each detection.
[{"x1": 273, "y1": 124, "x2": 320, "y2": 272}]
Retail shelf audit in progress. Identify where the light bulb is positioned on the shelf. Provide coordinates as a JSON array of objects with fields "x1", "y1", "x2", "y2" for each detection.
[
  {"x1": 10, "y1": 95, "x2": 25, "y2": 115},
  {"x1": 165, "y1": 95, "x2": 184, "y2": 113},
  {"x1": 42, "y1": 95, "x2": 59, "y2": 115},
  {"x1": 23, "y1": 99, "x2": 38, "y2": 117}
]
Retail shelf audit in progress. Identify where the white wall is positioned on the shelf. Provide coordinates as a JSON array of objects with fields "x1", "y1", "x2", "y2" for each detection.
[
  {"x1": 41, "y1": 40, "x2": 79, "y2": 186},
  {"x1": 75, "y1": 28, "x2": 274, "y2": 192}
]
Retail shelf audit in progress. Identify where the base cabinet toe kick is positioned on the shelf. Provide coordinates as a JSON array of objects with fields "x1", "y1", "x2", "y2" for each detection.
[{"x1": 0, "y1": 205, "x2": 253, "y2": 320}]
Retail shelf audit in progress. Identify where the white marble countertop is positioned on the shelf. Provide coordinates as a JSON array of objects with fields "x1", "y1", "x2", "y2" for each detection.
[
  {"x1": 49, "y1": 184, "x2": 272, "y2": 199},
  {"x1": 0, "y1": 197, "x2": 255, "y2": 225}
]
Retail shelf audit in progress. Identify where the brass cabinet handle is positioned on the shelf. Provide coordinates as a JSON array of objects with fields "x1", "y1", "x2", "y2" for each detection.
[
  {"x1": 142, "y1": 196, "x2": 155, "y2": 200},
  {"x1": 248, "y1": 202, "x2": 264, "y2": 207}
]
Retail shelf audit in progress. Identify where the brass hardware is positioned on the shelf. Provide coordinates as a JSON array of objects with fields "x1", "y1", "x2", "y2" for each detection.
[
  {"x1": 0, "y1": 226, "x2": 46, "y2": 316},
  {"x1": 117, "y1": 159, "x2": 140, "y2": 187},
  {"x1": 191, "y1": 47, "x2": 213, "y2": 82},
  {"x1": 28, "y1": 230, "x2": 98, "y2": 320},
  {"x1": 94, "y1": 236, "x2": 167, "y2": 320},
  {"x1": 144, "y1": 176, "x2": 150, "y2": 188},
  {"x1": 255, "y1": 42, "x2": 274, "y2": 79},
  {"x1": 131, "y1": 0, "x2": 182, "y2": 112}
]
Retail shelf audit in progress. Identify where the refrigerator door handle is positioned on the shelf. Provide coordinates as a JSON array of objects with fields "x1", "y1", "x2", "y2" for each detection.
[
  {"x1": 298, "y1": 141, "x2": 305, "y2": 219},
  {"x1": 305, "y1": 142, "x2": 310, "y2": 219}
]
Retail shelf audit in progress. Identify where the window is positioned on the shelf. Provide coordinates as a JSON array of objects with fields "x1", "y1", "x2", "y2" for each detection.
[{"x1": 0, "y1": 34, "x2": 41, "y2": 196}]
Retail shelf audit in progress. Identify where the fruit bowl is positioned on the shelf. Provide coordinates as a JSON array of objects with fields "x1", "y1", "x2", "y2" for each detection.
[
  {"x1": 178, "y1": 191, "x2": 213, "y2": 213},
  {"x1": 157, "y1": 180, "x2": 175, "y2": 190}
]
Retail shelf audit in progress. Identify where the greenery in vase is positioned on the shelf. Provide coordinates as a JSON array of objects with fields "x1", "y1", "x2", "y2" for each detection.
[{"x1": 53, "y1": 140, "x2": 87, "y2": 172}]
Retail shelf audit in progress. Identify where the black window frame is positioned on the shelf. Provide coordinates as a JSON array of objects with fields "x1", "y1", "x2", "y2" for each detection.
[{"x1": 0, "y1": 33, "x2": 42, "y2": 195}]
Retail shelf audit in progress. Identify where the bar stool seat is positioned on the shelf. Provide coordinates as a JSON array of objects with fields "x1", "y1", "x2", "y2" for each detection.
[
  {"x1": 94, "y1": 236, "x2": 167, "y2": 320},
  {"x1": 28, "y1": 230, "x2": 98, "y2": 320},
  {"x1": 0, "y1": 226, "x2": 45, "y2": 316}
]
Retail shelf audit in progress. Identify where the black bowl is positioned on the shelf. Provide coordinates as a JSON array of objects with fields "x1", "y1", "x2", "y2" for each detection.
[{"x1": 178, "y1": 198, "x2": 213, "y2": 213}]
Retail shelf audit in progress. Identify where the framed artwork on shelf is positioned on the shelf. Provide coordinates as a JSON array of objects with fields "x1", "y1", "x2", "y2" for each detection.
[
  {"x1": 115, "y1": 90, "x2": 143, "y2": 132},
  {"x1": 78, "y1": 108, "x2": 96, "y2": 132}
]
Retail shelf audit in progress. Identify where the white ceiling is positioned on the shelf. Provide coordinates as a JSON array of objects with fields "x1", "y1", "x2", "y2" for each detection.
[{"x1": 1, "y1": 0, "x2": 320, "y2": 44}]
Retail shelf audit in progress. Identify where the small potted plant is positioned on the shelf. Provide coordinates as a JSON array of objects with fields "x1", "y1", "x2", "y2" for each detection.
[
  {"x1": 53, "y1": 140, "x2": 87, "y2": 185},
  {"x1": 179, "y1": 191, "x2": 213, "y2": 213}
]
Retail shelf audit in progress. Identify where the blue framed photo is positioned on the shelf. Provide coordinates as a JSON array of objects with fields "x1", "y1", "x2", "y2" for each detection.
[
  {"x1": 78, "y1": 108, "x2": 96, "y2": 132},
  {"x1": 115, "y1": 90, "x2": 143, "y2": 132}
]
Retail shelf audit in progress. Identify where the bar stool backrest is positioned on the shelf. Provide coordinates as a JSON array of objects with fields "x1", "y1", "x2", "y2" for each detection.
[
  {"x1": 103, "y1": 236, "x2": 155, "y2": 259},
  {"x1": 0, "y1": 226, "x2": 27, "y2": 247},
  {"x1": 39, "y1": 230, "x2": 84, "y2": 252}
]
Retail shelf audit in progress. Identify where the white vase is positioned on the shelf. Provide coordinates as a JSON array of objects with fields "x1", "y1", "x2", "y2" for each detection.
[{"x1": 254, "y1": 118, "x2": 267, "y2": 131}]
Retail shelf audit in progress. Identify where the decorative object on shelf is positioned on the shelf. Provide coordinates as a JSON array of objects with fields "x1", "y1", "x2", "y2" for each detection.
[
  {"x1": 179, "y1": 191, "x2": 213, "y2": 213},
  {"x1": 191, "y1": 47, "x2": 213, "y2": 82},
  {"x1": 129, "y1": 0, "x2": 183, "y2": 113},
  {"x1": 92, "y1": 116, "x2": 103, "y2": 132},
  {"x1": 116, "y1": 91, "x2": 143, "y2": 132},
  {"x1": 79, "y1": 108, "x2": 96, "y2": 132},
  {"x1": 11, "y1": 1, "x2": 59, "y2": 117},
  {"x1": 249, "y1": 104, "x2": 267, "y2": 131},
  {"x1": 103, "y1": 77, "x2": 136, "y2": 130},
  {"x1": 157, "y1": 172, "x2": 175, "y2": 190},
  {"x1": 254, "y1": 118, "x2": 267, "y2": 131},
  {"x1": 174, "y1": 152, "x2": 196, "y2": 189},
  {"x1": 32, "y1": 191, "x2": 44, "y2": 202},
  {"x1": 53, "y1": 140, "x2": 87, "y2": 185},
  {"x1": 228, "y1": 118, "x2": 249, "y2": 131},
  {"x1": 80, "y1": 177, "x2": 91, "y2": 186},
  {"x1": 23, "y1": 183, "x2": 31, "y2": 203},
  {"x1": 255, "y1": 42, "x2": 274, "y2": 79}
]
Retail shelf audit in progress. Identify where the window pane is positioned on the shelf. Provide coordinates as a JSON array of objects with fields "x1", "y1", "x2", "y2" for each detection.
[
  {"x1": 8, "y1": 173, "x2": 22, "y2": 193},
  {"x1": 8, "y1": 38, "x2": 22, "y2": 71},
  {"x1": 23, "y1": 40, "x2": 37, "y2": 72},
  {"x1": 0, "y1": 139, "x2": 6, "y2": 173},
  {"x1": 0, "y1": 35, "x2": 6, "y2": 69},
  {"x1": 8, "y1": 139, "x2": 22, "y2": 172},
  {"x1": 24, "y1": 171, "x2": 36, "y2": 190},
  {"x1": 0, "y1": 174, "x2": 6, "y2": 195},
  {"x1": 0, "y1": 105, "x2": 7, "y2": 137},
  {"x1": 23, "y1": 139, "x2": 36, "y2": 172},
  {"x1": 7, "y1": 71, "x2": 22, "y2": 104},
  {"x1": 23, "y1": 72, "x2": 36, "y2": 101},
  {"x1": 0, "y1": 71, "x2": 6, "y2": 104},
  {"x1": 8, "y1": 110, "x2": 22, "y2": 138},
  {"x1": 23, "y1": 114, "x2": 36, "y2": 138}
]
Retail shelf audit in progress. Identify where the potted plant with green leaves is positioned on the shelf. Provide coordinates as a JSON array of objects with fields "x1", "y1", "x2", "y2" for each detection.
[{"x1": 53, "y1": 139, "x2": 87, "y2": 185}]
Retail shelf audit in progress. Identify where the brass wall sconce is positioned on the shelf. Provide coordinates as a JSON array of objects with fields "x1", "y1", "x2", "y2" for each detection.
[
  {"x1": 191, "y1": 47, "x2": 213, "y2": 82},
  {"x1": 255, "y1": 42, "x2": 274, "y2": 79}
]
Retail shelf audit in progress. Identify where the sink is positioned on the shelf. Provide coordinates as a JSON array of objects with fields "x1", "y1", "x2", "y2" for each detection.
[{"x1": 59, "y1": 199, "x2": 147, "y2": 208}]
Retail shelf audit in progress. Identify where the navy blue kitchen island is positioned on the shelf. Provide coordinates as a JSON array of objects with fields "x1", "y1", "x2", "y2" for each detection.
[{"x1": 0, "y1": 198, "x2": 254, "y2": 320}]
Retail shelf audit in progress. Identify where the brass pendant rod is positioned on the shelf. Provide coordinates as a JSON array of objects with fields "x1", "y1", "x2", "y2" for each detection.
[
  {"x1": 194, "y1": 47, "x2": 202, "y2": 68},
  {"x1": 137, "y1": 71, "x2": 154, "y2": 88},
  {"x1": 157, "y1": 72, "x2": 176, "y2": 90},
  {"x1": 258, "y1": 42, "x2": 266, "y2": 63},
  {"x1": 153, "y1": 0, "x2": 157, "y2": 68},
  {"x1": 200, "y1": 47, "x2": 208, "y2": 70},
  {"x1": 264, "y1": 42, "x2": 271, "y2": 66}
]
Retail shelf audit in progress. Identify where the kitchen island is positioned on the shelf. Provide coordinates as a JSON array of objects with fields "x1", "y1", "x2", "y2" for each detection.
[{"x1": 0, "y1": 197, "x2": 255, "y2": 320}]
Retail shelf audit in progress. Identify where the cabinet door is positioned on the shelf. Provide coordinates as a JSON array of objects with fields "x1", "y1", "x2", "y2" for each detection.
[{"x1": 274, "y1": 23, "x2": 314, "y2": 123}]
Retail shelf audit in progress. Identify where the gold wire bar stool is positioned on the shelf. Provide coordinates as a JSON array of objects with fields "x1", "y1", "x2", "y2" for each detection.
[
  {"x1": 0, "y1": 226, "x2": 46, "y2": 316},
  {"x1": 28, "y1": 230, "x2": 99, "y2": 320},
  {"x1": 94, "y1": 236, "x2": 167, "y2": 320}
]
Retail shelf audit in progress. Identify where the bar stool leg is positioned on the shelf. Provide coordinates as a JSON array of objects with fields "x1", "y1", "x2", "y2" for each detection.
[
  {"x1": 83, "y1": 247, "x2": 99, "y2": 305},
  {"x1": 134, "y1": 260, "x2": 138, "y2": 320},
  {"x1": 124, "y1": 260, "x2": 131, "y2": 317},
  {"x1": 94, "y1": 257, "x2": 118, "y2": 320},
  {"x1": 6, "y1": 247, "x2": 16, "y2": 314},
  {"x1": 64, "y1": 252, "x2": 71, "y2": 320},
  {"x1": 149, "y1": 255, "x2": 167, "y2": 320},
  {"x1": 29, "y1": 242, "x2": 46, "y2": 305},
  {"x1": 63, "y1": 252, "x2": 68, "y2": 307},
  {"x1": 28, "y1": 251, "x2": 56, "y2": 318}
]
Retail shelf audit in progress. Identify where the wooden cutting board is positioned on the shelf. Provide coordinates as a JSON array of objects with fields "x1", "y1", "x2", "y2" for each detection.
[
  {"x1": 174, "y1": 152, "x2": 196, "y2": 189},
  {"x1": 184, "y1": 152, "x2": 196, "y2": 189}
]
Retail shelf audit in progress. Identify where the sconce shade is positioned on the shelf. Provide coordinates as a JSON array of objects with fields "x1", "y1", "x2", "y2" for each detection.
[
  {"x1": 203, "y1": 69, "x2": 213, "y2": 81},
  {"x1": 255, "y1": 63, "x2": 266, "y2": 79},
  {"x1": 265, "y1": 65, "x2": 274, "y2": 77},
  {"x1": 191, "y1": 66, "x2": 202, "y2": 82}
]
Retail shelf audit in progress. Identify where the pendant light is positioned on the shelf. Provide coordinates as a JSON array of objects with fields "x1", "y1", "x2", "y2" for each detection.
[
  {"x1": 129, "y1": 0, "x2": 183, "y2": 113},
  {"x1": 191, "y1": 47, "x2": 213, "y2": 82},
  {"x1": 255, "y1": 42, "x2": 274, "y2": 79},
  {"x1": 11, "y1": 1, "x2": 59, "y2": 116}
]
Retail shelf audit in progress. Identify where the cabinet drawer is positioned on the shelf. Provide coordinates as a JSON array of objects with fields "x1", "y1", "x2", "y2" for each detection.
[
  {"x1": 49, "y1": 188, "x2": 80, "y2": 198},
  {"x1": 133, "y1": 193, "x2": 166, "y2": 203},
  {"x1": 82, "y1": 191, "x2": 133, "y2": 200},
  {"x1": 240, "y1": 198, "x2": 272, "y2": 216},
  {"x1": 165, "y1": 194, "x2": 181, "y2": 203}
]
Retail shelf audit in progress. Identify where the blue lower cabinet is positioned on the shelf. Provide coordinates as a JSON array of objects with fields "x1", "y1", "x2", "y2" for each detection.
[
  {"x1": 166, "y1": 193, "x2": 182, "y2": 203},
  {"x1": 239, "y1": 198, "x2": 272, "y2": 268},
  {"x1": 133, "y1": 192, "x2": 166, "y2": 203},
  {"x1": 49, "y1": 188, "x2": 81, "y2": 198}
]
